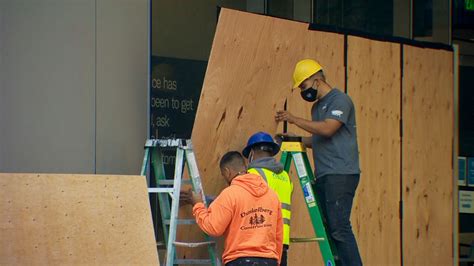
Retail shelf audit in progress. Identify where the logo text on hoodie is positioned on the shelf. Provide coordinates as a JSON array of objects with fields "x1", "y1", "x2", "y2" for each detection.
[{"x1": 240, "y1": 207, "x2": 274, "y2": 230}]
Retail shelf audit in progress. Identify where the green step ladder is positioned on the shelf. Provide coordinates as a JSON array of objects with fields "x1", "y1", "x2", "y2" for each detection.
[
  {"x1": 141, "y1": 138, "x2": 220, "y2": 266},
  {"x1": 279, "y1": 136, "x2": 338, "y2": 266}
]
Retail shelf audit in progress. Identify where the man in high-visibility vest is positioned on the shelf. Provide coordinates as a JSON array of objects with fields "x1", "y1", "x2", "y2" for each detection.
[{"x1": 243, "y1": 131, "x2": 293, "y2": 266}]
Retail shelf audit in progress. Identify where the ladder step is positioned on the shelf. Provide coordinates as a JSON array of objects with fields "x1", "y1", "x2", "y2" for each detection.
[
  {"x1": 157, "y1": 179, "x2": 192, "y2": 185},
  {"x1": 174, "y1": 241, "x2": 216, "y2": 248},
  {"x1": 164, "y1": 219, "x2": 196, "y2": 225},
  {"x1": 175, "y1": 259, "x2": 213, "y2": 264},
  {"x1": 290, "y1": 237, "x2": 325, "y2": 243},
  {"x1": 148, "y1": 187, "x2": 174, "y2": 193}
]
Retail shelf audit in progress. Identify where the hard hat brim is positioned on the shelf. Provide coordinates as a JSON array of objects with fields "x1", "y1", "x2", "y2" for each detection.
[{"x1": 242, "y1": 142, "x2": 280, "y2": 158}]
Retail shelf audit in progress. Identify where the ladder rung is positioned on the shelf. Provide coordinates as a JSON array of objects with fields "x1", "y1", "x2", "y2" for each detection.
[
  {"x1": 290, "y1": 237, "x2": 325, "y2": 243},
  {"x1": 175, "y1": 259, "x2": 213, "y2": 264},
  {"x1": 164, "y1": 219, "x2": 196, "y2": 225},
  {"x1": 157, "y1": 179, "x2": 192, "y2": 185},
  {"x1": 156, "y1": 241, "x2": 166, "y2": 248},
  {"x1": 174, "y1": 241, "x2": 216, "y2": 248},
  {"x1": 148, "y1": 187, "x2": 174, "y2": 193}
]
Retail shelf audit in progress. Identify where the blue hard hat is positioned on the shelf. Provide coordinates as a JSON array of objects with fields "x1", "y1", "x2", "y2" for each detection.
[{"x1": 242, "y1": 131, "x2": 280, "y2": 158}]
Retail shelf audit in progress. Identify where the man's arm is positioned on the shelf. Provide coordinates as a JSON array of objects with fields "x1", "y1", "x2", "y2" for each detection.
[
  {"x1": 180, "y1": 190, "x2": 216, "y2": 206},
  {"x1": 302, "y1": 136, "x2": 312, "y2": 148},
  {"x1": 275, "y1": 111, "x2": 342, "y2": 138},
  {"x1": 293, "y1": 117, "x2": 342, "y2": 137},
  {"x1": 276, "y1": 94, "x2": 352, "y2": 138},
  {"x1": 192, "y1": 194, "x2": 233, "y2": 237}
]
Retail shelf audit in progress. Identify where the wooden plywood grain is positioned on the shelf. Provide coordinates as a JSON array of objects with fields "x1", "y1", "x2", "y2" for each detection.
[
  {"x1": 402, "y1": 46, "x2": 454, "y2": 266},
  {"x1": 347, "y1": 36, "x2": 401, "y2": 266},
  {"x1": 0, "y1": 174, "x2": 159, "y2": 265},
  {"x1": 190, "y1": 8, "x2": 344, "y2": 266}
]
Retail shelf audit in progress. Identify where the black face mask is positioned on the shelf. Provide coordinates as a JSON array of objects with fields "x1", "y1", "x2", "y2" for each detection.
[{"x1": 300, "y1": 87, "x2": 318, "y2": 102}]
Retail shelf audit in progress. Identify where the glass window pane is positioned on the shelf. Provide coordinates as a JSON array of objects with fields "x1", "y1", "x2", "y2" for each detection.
[
  {"x1": 313, "y1": 0, "x2": 394, "y2": 36},
  {"x1": 413, "y1": 0, "x2": 433, "y2": 37}
]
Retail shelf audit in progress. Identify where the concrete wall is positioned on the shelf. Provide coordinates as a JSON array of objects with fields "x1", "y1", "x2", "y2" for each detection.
[
  {"x1": 96, "y1": 0, "x2": 148, "y2": 174},
  {"x1": 0, "y1": 0, "x2": 148, "y2": 174}
]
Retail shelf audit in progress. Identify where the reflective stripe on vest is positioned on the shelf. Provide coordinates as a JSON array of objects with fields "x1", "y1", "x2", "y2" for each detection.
[
  {"x1": 249, "y1": 167, "x2": 293, "y2": 245},
  {"x1": 281, "y1": 202, "x2": 291, "y2": 212}
]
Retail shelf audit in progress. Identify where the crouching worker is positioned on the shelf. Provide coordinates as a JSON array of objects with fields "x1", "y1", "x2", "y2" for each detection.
[{"x1": 182, "y1": 151, "x2": 283, "y2": 266}]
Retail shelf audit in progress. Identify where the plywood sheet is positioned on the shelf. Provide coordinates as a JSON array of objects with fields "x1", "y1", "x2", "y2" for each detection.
[
  {"x1": 347, "y1": 36, "x2": 401, "y2": 266},
  {"x1": 0, "y1": 174, "x2": 159, "y2": 265},
  {"x1": 190, "y1": 8, "x2": 344, "y2": 266},
  {"x1": 402, "y1": 45, "x2": 454, "y2": 266}
]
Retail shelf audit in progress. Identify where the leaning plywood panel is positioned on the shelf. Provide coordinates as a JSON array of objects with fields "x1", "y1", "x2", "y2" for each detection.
[
  {"x1": 0, "y1": 174, "x2": 159, "y2": 265},
  {"x1": 190, "y1": 8, "x2": 344, "y2": 266},
  {"x1": 347, "y1": 36, "x2": 401, "y2": 266},
  {"x1": 402, "y1": 46, "x2": 453, "y2": 266}
]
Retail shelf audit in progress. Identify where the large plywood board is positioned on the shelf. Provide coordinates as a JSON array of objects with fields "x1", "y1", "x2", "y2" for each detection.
[
  {"x1": 347, "y1": 36, "x2": 401, "y2": 266},
  {"x1": 190, "y1": 8, "x2": 344, "y2": 266},
  {"x1": 402, "y1": 46, "x2": 454, "y2": 266},
  {"x1": 0, "y1": 174, "x2": 159, "y2": 265}
]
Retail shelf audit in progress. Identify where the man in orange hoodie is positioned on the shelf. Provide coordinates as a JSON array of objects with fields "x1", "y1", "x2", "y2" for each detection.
[{"x1": 187, "y1": 151, "x2": 283, "y2": 266}]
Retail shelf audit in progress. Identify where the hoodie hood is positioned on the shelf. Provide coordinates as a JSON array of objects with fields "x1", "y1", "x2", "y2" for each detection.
[
  {"x1": 248, "y1": 157, "x2": 284, "y2": 174},
  {"x1": 231, "y1": 173, "x2": 269, "y2": 197}
]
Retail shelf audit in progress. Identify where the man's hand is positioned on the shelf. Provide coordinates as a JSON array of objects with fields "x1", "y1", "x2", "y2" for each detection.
[
  {"x1": 275, "y1": 110, "x2": 297, "y2": 124},
  {"x1": 180, "y1": 189, "x2": 193, "y2": 206},
  {"x1": 180, "y1": 188, "x2": 204, "y2": 206},
  {"x1": 191, "y1": 191, "x2": 203, "y2": 205},
  {"x1": 274, "y1": 132, "x2": 297, "y2": 145}
]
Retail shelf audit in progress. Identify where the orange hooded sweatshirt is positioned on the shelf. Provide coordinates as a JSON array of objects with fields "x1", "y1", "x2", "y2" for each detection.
[{"x1": 193, "y1": 173, "x2": 283, "y2": 265}]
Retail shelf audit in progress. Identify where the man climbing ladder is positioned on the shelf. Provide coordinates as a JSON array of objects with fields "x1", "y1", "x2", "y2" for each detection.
[{"x1": 276, "y1": 59, "x2": 362, "y2": 266}]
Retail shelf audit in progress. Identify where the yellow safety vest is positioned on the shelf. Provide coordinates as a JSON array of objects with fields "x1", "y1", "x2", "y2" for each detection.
[{"x1": 248, "y1": 167, "x2": 293, "y2": 245}]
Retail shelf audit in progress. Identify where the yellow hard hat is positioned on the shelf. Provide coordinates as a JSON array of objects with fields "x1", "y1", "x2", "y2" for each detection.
[{"x1": 292, "y1": 59, "x2": 323, "y2": 88}]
